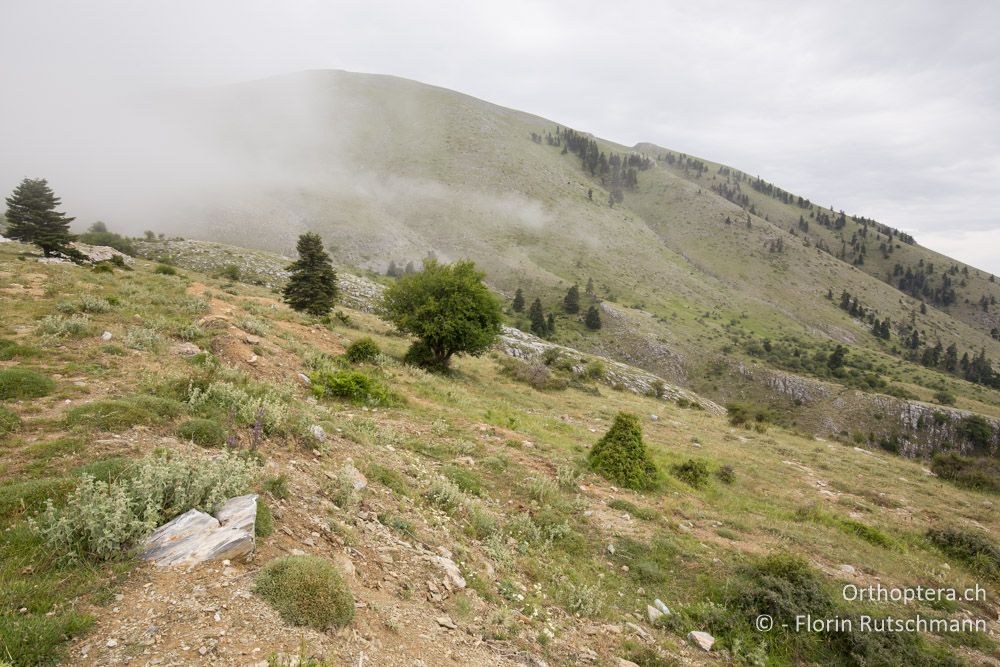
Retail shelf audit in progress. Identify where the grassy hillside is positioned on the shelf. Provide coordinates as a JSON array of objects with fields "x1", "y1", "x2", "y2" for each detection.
[
  {"x1": 2, "y1": 240, "x2": 1000, "y2": 665},
  {"x1": 135, "y1": 70, "x2": 1000, "y2": 448}
]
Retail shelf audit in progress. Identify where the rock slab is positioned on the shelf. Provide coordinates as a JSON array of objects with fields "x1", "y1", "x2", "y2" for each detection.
[{"x1": 141, "y1": 494, "x2": 258, "y2": 566}]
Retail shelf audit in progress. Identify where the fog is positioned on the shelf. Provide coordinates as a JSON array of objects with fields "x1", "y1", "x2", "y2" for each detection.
[{"x1": 1, "y1": 0, "x2": 998, "y2": 272}]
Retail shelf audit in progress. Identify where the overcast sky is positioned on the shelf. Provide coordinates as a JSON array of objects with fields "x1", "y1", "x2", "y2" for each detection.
[{"x1": 2, "y1": 0, "x2": 998, "y2": 273}]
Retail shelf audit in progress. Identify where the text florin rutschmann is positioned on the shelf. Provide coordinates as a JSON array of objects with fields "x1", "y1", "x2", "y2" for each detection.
[{"x1": 754, "y1": 584, "x2": 992, "y2": 634}]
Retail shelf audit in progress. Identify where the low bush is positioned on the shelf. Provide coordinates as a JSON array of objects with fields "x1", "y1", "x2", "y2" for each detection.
[
  {"x1": 57, "y1": 296, "x2": 111, "y2": 314},
  {"x1": 727, "y1": 553, "x2": 835, "y2": 629},
  {"x1": 154, "y1": 264, "x2": 177, "y2": 275},
  {"x1": 78, "y1": 230, "x2": 137, "y2": 256},
  {"x1": 931, "y1": 452, "x2": 1000, "y2": 493},
  {"x1": 671, "y1": 459, "x2": 710, "y2": 489},
  {"x1": 31, "y1": 451, "x2": 258, "y2": 560},
  {"x1": 607, "y1": 498, "x2": 658, "y2": 521},
  {"x1": 66, "y1": 395, "x2": 183, "y2": 431},
  {"x1": 498, "y1": 357, "x2": 568, "y2": 390},
  {"x1": 0, "y1": 406, "x2": 22, "y2": 434},
  {"x1": 237, "y1": 317, "x2": 269, "y2": 336},
  {"x1": 0, "y1": 338, "x2": 41, "y2": 360},
  {"x1": 716, "y1": 464, "x2": 736, "y2": 484},
  {"x1": 123, "y1": 326, "x2": 164, "y2": 351},
  {"x1": 255, "y1": 499, "x2": 274, "y2": 537},
  {"x1": 0, "y1": 367, "x2": 55, "y2": 400},
  {"x1": 35, "y1": 314, "x2": 91, "y2": 338},
  {"x1": 188, "y1": 381, "x2": 288, "y2": 434},
  {"x1": 933, "y1": 390, "x2": 956, "y2": 405},
  {"x1": 345, "y1": 337, "x2": 381, "y2": 364},
  {"x1": 364, "y1": 464, "x2": 412, "y2": 496},
  {"x1": 588, "y1": 412, "x2": 658, "y2": 490},
  {"x1": 423, "y1": 478, "x2": 464, "y2": 512},
  {"x1": 958, "y1": 415, "x2": 993, "y2": 453},
  {"x1": 175, "y1": 418, "x2": 226, "y2": 447},
  {"x1": 443, "y1": 465, "x2": 482, "y2": 496},
  {"x1": 255, "y1": 555, "x2": 354, "y2": 629},
  {"x1": 927, "y1": 527, "x2": 1000, "y2": 580},
  {"x1": 0, "y1": 477, "x2": 76, "y2": 518},
  {"x1": 309, "y1": 369, "x2": 396, "y2": 406},
  {"x1": 261, "y1": 474, "x2": 290, "y2": 500}
]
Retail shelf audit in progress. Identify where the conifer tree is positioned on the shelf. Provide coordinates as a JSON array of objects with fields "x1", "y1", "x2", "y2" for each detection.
[
  {"x1": 563, "y1": 284, "x2": 580, "y2": 314},
  {"x1": 512, "y1": 288, "x2": 525, "y2": 313},
  {"x1": 586, "y1": 277, "x2": 594, "y2": 295},
  {"x1": 585, "y1": 305, "x2": 602, "y2": 330},
  {"x1": 282, "y1": 233, "x2": 338, "y2": 316},
  {"x1": 4, "y1": 178, "x2": 76, "y2": 256},
  {"x1": 387, "y1": 260, "x2": 399, "y2": 277},
  {"x1": 529, "y1": 298, "x2": 547, "y2": 336},
  {"x1": 546, "y1": 312, "x2": 555, "y2": 334}
]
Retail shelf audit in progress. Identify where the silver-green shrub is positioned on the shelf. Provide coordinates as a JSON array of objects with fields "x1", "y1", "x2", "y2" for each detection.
[
  {"x1": 32, "y1": 451, "x2": 258, "y2": 560},
  {"x1": 188, "y1": 380, "x2": 289, "y2": 433}
]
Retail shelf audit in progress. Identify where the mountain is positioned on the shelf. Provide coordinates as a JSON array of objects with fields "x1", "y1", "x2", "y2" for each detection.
[{"x1": 139, "y1": 69, "x2": 1000, "y2": 453}]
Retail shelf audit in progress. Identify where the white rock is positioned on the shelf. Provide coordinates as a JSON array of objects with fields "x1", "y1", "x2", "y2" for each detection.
[
  {"x1": 106, "y1": 639, "x2": 118, "y2": 648},
  {"x1": 839, "y1": 564, "x2": 856, "y2": 574},
  {"x1": 688, "y1": 630, "x2": 715, "y2": 651},
  {"x1": 298, "y1": 373, "x2": 311, "y2": 386},
  {"x1": 344, "y1": 463, "x2": 367, "y2": 491},
  {"x1": 436, "y1": 615, "x2": 456, "y2": 630},
  {"x1": 430, "y1": 554, "x2": 466, "y2": 589},
  {"x1": 308, "y1": 424, "x2": 326, "y2": 442},
  {"x1": 140, "y1": 495, "x2": 258, "y2": 566},
  {"x1": 646, "y1": 605, "x2": 664, "y2": 623},
  {"x1": 101, "y1": 331, "x2": 113, "y2": 341},
  {"x1": 171, "y1": 342, "x2": 201, "y2": 357},
  {"x1": 653, "y1": 598, "x2": 670, "y2": 615},
  {"x1": 650, "y1": 414, "x2": 658, "y2": 421},
  {"x1": 616, "y1": 659, "x2": 640, "y2": 667}
]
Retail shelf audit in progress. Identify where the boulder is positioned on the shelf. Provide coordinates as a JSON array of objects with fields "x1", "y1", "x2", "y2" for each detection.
[
  {"x1": 687, "y1": 630, "x2": 715, "y2": 651},
  {"x1": 140, "y1": 494, "x2": 258, "y2": 566},
  {"x1": 646, "y1": 605, "x2": 664, "y2": 623},
  {"x1": 429, "y1": 554, "x2": 467, "y2": 590},
  {"x1": 171, "y1": 342, "x2": 201, "y2": 357}
]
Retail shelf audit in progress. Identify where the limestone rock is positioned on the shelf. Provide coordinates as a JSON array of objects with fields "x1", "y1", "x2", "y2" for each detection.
[
  {"x1": 171, "y1": 342, "x2": 201, "y2": 357},
  {"x1": 140, "y1": 495, "x2": 258, "y2": 566},
  {"x1": 646, "y1": 605, "x2": 664, "y2": 623},
  {"x1": 653, "y1": 598, "x2": 670, "y2": 615},
  {"x1": 344, "y1": 463, "x2": 367, "y2": 491},
  {"x1": 308, "y1": 424, "x2": 326, "y2": 442},
  {"x1": 687, "y1": 630, "x2": 715, "y2": 651},
  {"x1": 101, "y1": 331, "x2": 113, "y2": 341},
  {"x1": 429, "y1": 554, "x2": 466, "y2": 589}
]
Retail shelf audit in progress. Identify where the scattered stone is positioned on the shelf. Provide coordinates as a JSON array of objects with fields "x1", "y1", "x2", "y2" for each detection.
[
  {"x1": 344, "y1": 463, "x2": 367, "y2": 491},
  {"x1": 646, "y1": 605, "x2": 664, "y2": 623},
  {"x1": 436, "y1": 615, "x2": 456, "y2": 630},
  {"x1": 653, "y1": 598, "x2": 670, "y2": 615},
  {"x1": 616, "y1": 659, "x2": 641, "y2": 667},
  {"x1": 308, "y1": 424, "x2": 326, "y2": 442},
  {"x1": 839, "y1": 564, "x2": 856, "y2": 575},
  {"x1": 298, "y1": 373, "x2": 311, "y2": 386},
  {"x1": 171, "y1": 342, "x2": 201, "y2": 357},
  {"x1": 106, "y1": 639, "x2": 118, "y2": 648},
  {"x1": 101, "y1": 331, "x2": 113, "y2": 341},
  {"x1": 244, "y1": 335, "x2": 261, "y2": 345},
  {"x1": 606, "y1": 543, "x2": 616, "y2": 555},
  {"x1": 688, "y1": 630, "x2": 715, "y2": 651},
  {"x1": 650, "y1": 414, "x2": 658, "y2": 421},
  {"x1": 429, "y1": 555, "x2": 466, "y2": 589}
]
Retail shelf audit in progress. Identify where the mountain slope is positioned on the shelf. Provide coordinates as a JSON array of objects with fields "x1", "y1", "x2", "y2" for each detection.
[{"x1": 128, "y1": 70, "x2": 1000, "y2": 442}]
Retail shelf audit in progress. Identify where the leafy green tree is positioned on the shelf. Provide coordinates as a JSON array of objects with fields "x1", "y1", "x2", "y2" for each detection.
[
  {"x1": 282, "y1": 233, "x2": 338, "y2": 316},
  {"x1": 528, "y1": 298, "x2": 547, "y2": 336},
  {"x1": 381, "y1": 259, "x2": 502, "y2": 371},
  {"x1": 512, "y1": 288, "x2": 525, "y2": 313},
  {"x1": 563, "y1": 284, "x2": 580, "y2": 314},
  {"x1": 4, "y1": 178, "x2": 76, "y2": 256},
  {"x1": 827, "y1": 344, "x2": 847, "y2": 371},
  {"x1": 585, "y1": 305, "x2": 602, "y2": 330},
  {"x1": 588, "y1": 412, "x2": 657, "y2": 490}
]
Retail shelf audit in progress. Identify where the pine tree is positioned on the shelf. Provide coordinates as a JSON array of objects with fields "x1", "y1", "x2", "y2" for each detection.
[
  {"x1": 282, "y1": 233, "x2": 338, "y2": 316},
  {"x1": 563, "y1": 284, "x2": 580, "y2": 314},
  {"x1": 4, "y1": 178, "x2": 76, "y2": 256},
  {"x1": 512, "y1": 288, "x2": 525, "y2": 313},
  {"x1": 529, "y1": 298, "x2": 547, "y2": 337},
  {"x1": 585, "y1": 305, "x2": 602, "y2": 330},
  {"x1": 586, "y1": 277, "x2": 594, "y2": 295},
  {"x1": 387, "y1": 260, "x2": 399, "y2": 277},
  {"x1": 546, "y1": 312, "x2": 556, "y2": 334}
]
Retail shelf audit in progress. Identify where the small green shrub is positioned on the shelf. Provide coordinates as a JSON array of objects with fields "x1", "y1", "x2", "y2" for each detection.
[
  {"x1": 66, "y1": 395, "x2": 182, "y2": 431},
  {"x1": 0, "y1": 368, "x2": 55, "y2": 400},
  {"x1": 671, "y1": 459, "x2": 710, "y2": 488},
  {"x1": 31, "y1": 451, "x2": 258, "y2": 560},
  {"x1": 726, "y1": 401, "x2": 775, "y2": 428},
  {"x1": 123, "y1": 326, "x2": 164, "y2": 351},
  {"x1": 958, "y1": 415, "x2": 993, "y2": 453},
  {"x1": 927, "y1": 527, "x2": 1000, "y2": 580},
  {"x1": 345, "y1": 337, "x2": 381, "y2": 364},
  {"x1": 237, "y1": 317, "x2": 269, "y2": 336},
  {"x1": 716, "y1": 464, "x2": 736, "y2": 484},
  {"x1": 588, "y1": 412, "x2": 657, "y2": 490},
  {"x1": 0, "y1": 405, "x2": 22, "y2": 434},
  {"x1": 176, "y1": 418, "x2": 226, "y2": 447},
  {"x1": 443, "y1": 465, "x2": 482, "y2": 496},
  {"x1": 0, "y1": 338, "x2": 41, "y2": 360},
  {"x1": 582, "y1": 359, "x2": 606, "y2": 380},
  {"x1": 220, "y1": 264, "x2": 241, "y2": 281},
  {"x1": 0, "y1": 477, "x2": 76, "y2": 518},
  {"x1": 309, "y1": 369, "x2": 395, "y2": 406},
  {"x1": 498, "y1": 357, "x2": 568, "y2": 390},
  {"x1": 188, "y1": 381, "x2": 288, "y2": 434},
  {"x1": 365, "y1": 464, "x2": 411, "y2": 496},
  {"x1": 726, "y1": 553, "x2": 835, "y2": 626},
  {"x1": 255, "y1": 499, "x2": 274, "y2": 537},
  {"x1": 255, "y1": 555, "x2": 354, "y2": 629},
  {"x1": 261, "y1": 474, "x2": 290, "y2": 500},
  {"x1": 933, "y1": 390, "x2": 956, "y2": 405},
  {"x1": 154, "y1": 264, "x2": 177, "y2": 275},
  {"x1": 423, "y1": 478, "x2": 464, "y2": 512},
  {"x1": 35, "y1": 314, "x2": 91, "y2": 338},
  {"x1": 57, "y1": 296, "x2": 111, "y2": 314}
]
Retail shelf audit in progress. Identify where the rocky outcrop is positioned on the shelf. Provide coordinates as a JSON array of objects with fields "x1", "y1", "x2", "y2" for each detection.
[{"x1": 141, "y1": 494, "x2": 258, "y2": 566}]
